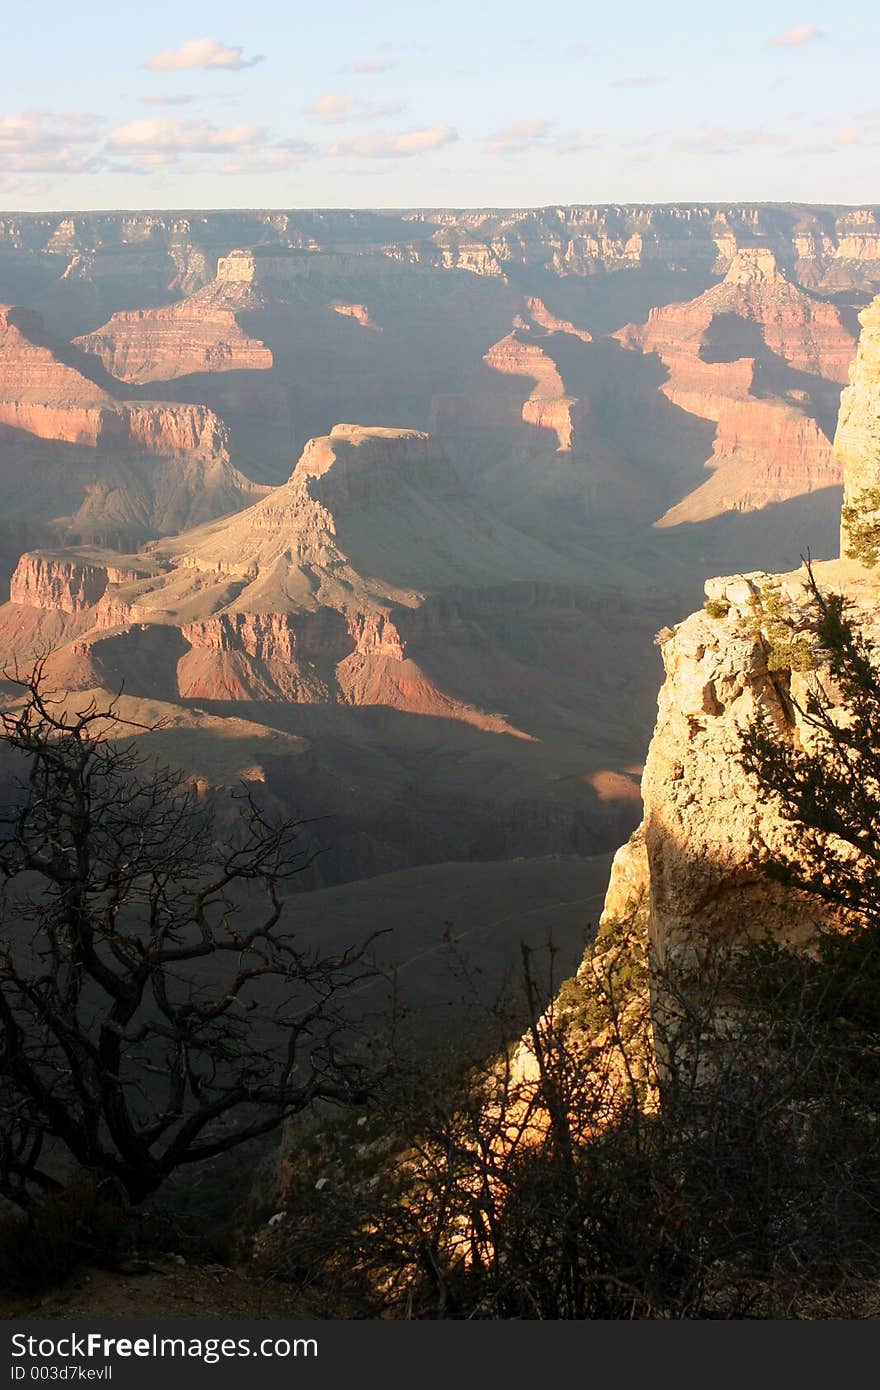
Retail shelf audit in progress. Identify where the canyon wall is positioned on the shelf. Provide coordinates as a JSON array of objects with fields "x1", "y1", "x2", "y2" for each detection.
[
  {"x1": 2, "y1": 205, "x2": 879, "y2": 342},
  {"x1": 0, "y1": 302, "x2": 264, "y2": 548},
  {"x1": 6, "y1": 205, "x2": 880, "y2": 284},
  {"x1": 597, "y1": 289, "x2": 880, "y2": 994}
]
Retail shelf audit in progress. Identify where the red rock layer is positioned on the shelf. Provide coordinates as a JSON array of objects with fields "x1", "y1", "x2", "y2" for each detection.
[
  {"x1": 620, "y1": 248, "x2": 856, "y2": 384},
  {"x1": 74, "y1": 300, "x2": 273, "y2": 385},
  {"x1": 483, "y1": 330, "x2": 579, "y2": 451},
  {"x1": 0, "y1": 303, "x2": 264, "y2": 540},
  {"x1": 615, "y1": 249, "x2": 854, "y2": 523},
  {"x1": 0, "y1": 426, "x2": 563, "y2": 736}
]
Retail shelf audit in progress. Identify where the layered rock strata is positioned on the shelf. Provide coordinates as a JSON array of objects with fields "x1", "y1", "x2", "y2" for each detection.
[
  {"x1": 74, "y1": 302, "x2": 273, "y2": 385},
  {"x1": 615, "y1": 250, "x2": 854, "y2": 524},
  {"x1": 0, "y1": 304, "x2": 263, "y2": 544},
  {"x1": 0, "y1": 425, "x2": 588, "y2": 734}
]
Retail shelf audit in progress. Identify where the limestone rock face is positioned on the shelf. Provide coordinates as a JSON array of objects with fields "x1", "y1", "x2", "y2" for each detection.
[
  {"x1": 598, "y1": 825, "x2": 650, "y2": 929},
  {"x1": 620, "y1": 247, "x2": 855, "y2": 384},
  {"x1": 8, "y1": 551, "x2": 167, "y2": 621},
  {"x1": 623, "y1": 553, "x2": 880, "y2": 1031},
  {"x1": 4, "y1": 206, "x2": 880, "y2": 346},
  {"x1": 9, "y1": 554, "x2": 109, "y2": 614},
  {"x1": 641, "y1": 571, "x2": 823, "y2": 970},
  {"x1": 0, "y1": 305, "x2": 114, "y2": 402},
  {"x1": 836, "y1": 294, "x2": 880, "y2": 556},
  {"x1": 582, "y1": 285, "x2": 880, "y2": 1018}
]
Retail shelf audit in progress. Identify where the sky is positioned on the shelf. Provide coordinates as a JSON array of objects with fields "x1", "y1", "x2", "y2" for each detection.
[{"x1": 1, "y1": 1, "x2": 878, "y2": 211}]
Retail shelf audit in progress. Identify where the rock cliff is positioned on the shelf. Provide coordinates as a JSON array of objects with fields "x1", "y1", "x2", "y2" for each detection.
[
  {"x1": 0, "y1": 424, "x2": 587, "y2": 730},
  {"x1": 615, "y1": 250, "x2": 852, "y2": 525},
  {"x1": 0, "y1": 416, "x2": 667, "y2": 883},
  {"x1": 3, "y1": 206, "x2": 879, "y2": 343},
  {"x1": 0, "y1": 303, "x2": 264, "y2": 548},
  {"x1": 74, "y1": 301, "x2": 273, "y2": 385},
  {"x1": 589, "y1": 290, "x2": 880, "y2": 1018},
  {"x1": 482, "y1": 329, "x2": 580, "y2": 451},
  {"x1": 837, "y1": 296, "x2": 880, "y2": 556}
]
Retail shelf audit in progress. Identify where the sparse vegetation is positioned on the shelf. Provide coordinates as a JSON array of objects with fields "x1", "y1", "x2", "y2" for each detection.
[
  {"x1": 741, "y1": 563, "x2": 880, "y2": 917},
  {"x1": 842, "y1": 484, "x2": 880, "y2": 567},
  {"x1": 703, "y1": 598, "x2": 729, "y2": 619},
  {"x1": 255, "y1": 916, "x2": 880, "y2": 1318},
  {"x1": 735, "y1": 582, "x2": 816, "y2": 674},
  {"x1": 251, "y1": 576, "x2": 880, "y2": 1317},
  {"x1": 7, "y1": 582, "x2": 880, "y2": 1318},
  {"x1": 0, "y1": 660, "x2": 378, "y2": 1223}
]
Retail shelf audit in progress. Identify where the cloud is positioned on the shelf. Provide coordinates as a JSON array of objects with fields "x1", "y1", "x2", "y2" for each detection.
[
  {"x1": 145, "y1": 38, "x2": 264, "y2": 71},
  {"x1": 568, "y1": 43, "x2": 592, "y2": 58},
  {"x1": 305, "y1": 90, "x2": 354, "y2": 118},
  {"x1": 486, "y1": 119, "x2": 553, "y2": 153},
  {"x1": 304, "y1": 90, "x2": 405, "y2": 123},
  {"x1": 0, "y1": 110, "x2": 103, "y2": 173},
  {"x1": 768, "y1": 24, "x2": 825, "y2": 48},
  {"x1": 0, "y1": 174, "x2": 44, "y2": 196},
  {"x1": 486, "y1": 119, "x2": 595, "y2": 155},
  {"x1": 835, "y1": 123, "x2": 864, "y2": 145},
  {"x1": 138, "y1": 93, "x2": 197, "y2": 106},
  {"x1": 343, "y1": 57, "x2": 399, "y2": 74},
  {"x1": 329, "y1": 124, "x2": 457, "y2": 158},
  {"x1": 107, "y1": 113, "x2": 327, "y2": 176},
  {"x1": 223, "y1": 138, "x2": 318, "y2": 174},
  {"x1": 107, "y1": 117, "x2": 265, "y2": 164}
]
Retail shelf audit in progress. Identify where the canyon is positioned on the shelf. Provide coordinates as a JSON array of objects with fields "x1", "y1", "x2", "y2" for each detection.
[
  {"x1": 563, "y1": 279, "x2": 880, "y2": 1077},
  {"x1": 0, "y1": 205, "x2": 876, "y2": 896}
]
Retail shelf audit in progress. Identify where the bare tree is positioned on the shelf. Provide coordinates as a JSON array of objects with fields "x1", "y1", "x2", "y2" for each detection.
[{"x1": 0, "y1": 659, "x2": 376, "y2": 1211}]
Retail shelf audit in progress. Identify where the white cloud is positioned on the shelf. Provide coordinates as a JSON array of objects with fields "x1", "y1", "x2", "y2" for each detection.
[
  {"x1": 486, "y1": 119, "x2": 595, "y2": 155},
  {"x1": 486, "y1": 119, "x2": 553, "y2": 153},
  {"x1": 306, "y1": 91, "x2": 354, "y2": 118},
  {"x1": 223, "y1": 138, "x2": 318, "y2": 174},
  {"x1": 105, "y1": 118, "x2": 324, "y2": 175},
  {"x1": 0, "y1": 110, "x2": 103, "y2": 173},
  {"x1": 768, "y1": 24, "x2": 825, "y2": 48},
  {"x1": 145, "y1": 38, "x2": 264, "y2": 71},
  {"x1": 329, "y1": 124, "x2": 457, "y2": 158},
  {"x1": 107, "y1": 117, "x2": 265, "y2": 161},
  {"x1": 0, "y1": 174, "x2": 44, "y2": 196},
  {"x1": 304, "y1": 90, "x2": 405, "y2": 123},
  {"x1": 138, "y1": 93, "x2": 197, "y2": 106},
  {"x1": 835, "y1": 123, "x2": 864, "y2": 145}
]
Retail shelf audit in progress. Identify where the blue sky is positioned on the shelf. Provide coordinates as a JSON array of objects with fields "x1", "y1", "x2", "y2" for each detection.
[{"x1": 2, "y1": 1, "x2": 878, "y2": 210}]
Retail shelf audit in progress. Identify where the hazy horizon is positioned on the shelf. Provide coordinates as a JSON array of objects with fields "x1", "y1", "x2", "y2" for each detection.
[{"x1": 3, "y1": 1, "x2": 879, "y2": 213}]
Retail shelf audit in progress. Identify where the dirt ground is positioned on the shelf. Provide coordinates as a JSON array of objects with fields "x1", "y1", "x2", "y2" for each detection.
[{"x1": 0, "y1": 1256, "x2": 311, "y2": 1321}]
